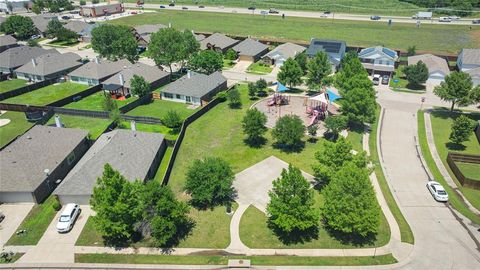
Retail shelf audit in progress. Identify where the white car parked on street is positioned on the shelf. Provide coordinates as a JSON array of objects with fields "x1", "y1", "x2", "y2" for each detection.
[
  {"x1": 56, "y1": 203, "x2": 80, "y2": 233},
  {"x1": 426, "y1": 181, "x2": 449, "y2": 202}
]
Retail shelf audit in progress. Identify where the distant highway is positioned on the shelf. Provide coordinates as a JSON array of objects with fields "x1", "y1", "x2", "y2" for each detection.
[{"x1": 124, "y1": 3, "x2": 480, "y2": 26}]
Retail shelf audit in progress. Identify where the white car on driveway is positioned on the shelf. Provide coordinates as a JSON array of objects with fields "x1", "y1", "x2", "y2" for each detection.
[
  {"x1": 426, "y1": 181, "x2": 449, "y2": 202},
  {"x1": 56, "y1": 203, "x2": 80, "y2": 233}
]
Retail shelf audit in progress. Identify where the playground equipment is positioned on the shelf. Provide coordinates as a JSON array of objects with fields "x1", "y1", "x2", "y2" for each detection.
[{"x1": 267, "y1": 93, "x2": 290, "y2": 106}]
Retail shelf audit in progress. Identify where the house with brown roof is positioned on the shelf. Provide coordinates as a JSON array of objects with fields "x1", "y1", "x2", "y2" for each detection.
[{"x1": 408, "y1": 54, "x2": 450, "y2": 85}]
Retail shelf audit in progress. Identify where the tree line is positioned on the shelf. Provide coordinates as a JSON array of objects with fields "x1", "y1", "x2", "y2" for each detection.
[{"x1": 400, "y1": 0, "x2": 480, "y2": 16}]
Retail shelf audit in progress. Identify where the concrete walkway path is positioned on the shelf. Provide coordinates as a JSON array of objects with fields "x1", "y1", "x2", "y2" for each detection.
[
  {"x1": 226, "y1": 203, "x2": 249, "y2": 252},
  {"x1": 423, "y1": 111, "x2": 480, "y2": 216}
]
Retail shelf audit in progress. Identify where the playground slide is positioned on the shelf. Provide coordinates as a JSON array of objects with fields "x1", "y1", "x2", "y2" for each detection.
[
  {"x1": 309, "y1": 110, "x2": 319, "y2": 126},
  {"x1": 268, "y1": 99, "x2": 276, "y2": 106}
]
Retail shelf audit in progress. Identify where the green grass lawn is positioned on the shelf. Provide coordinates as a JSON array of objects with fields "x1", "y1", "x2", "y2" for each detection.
[
  {"x1": 0, "y1": 79, "x2": 28, "y2": 93},
  {"x1": 75, "y1": 253, "x2": 397, "y2": 266},
  {"x1": 154, "y1": 146, "x2": 173, "y2": 182},
  {"x1": 0, "y1": 111, "x2": 34, "y2": 148},
  {"x1": 429, "y1": 109, "x2": 480, "y2": 211},
  {"x1": 3, "y1": 82, "x2": 90, "y2": 106},
  {"x1": 246, "y1": 62, "x2": 273, "y2": 75},
  {"x1": 64, "y1": 92, "x2": 138, "y2": 111},
  {"x1": 389, "y1": 66, "x2": 426, "y2": 91},
  {"x1": 6, "y1": 197, "x2": 59, "y2": 245},
  {"x1": 110, "y1": 10, "x2": 480, "y2": 54},
  {"x1": 223, "y1": 59, "x2": 235, "y2": 69},
  {"x1": 346, "y1": 128, "x2": 363, "y2": 153},
  {"x1": 47, "y1": 39, "x2": 80, "y2": 47},
  {"x1": 45, "y1": 114, "x2": 111, "y2": 139},
  {"x1": 418, "y1": 110, "x2": 480, "y2": 225},
  {"x1": 455, "y1": 162, "x2": 480, "y2": 181},
  {"x1": 371, "y1": 107, "x2": 415, "y2": 244},
  {"x1": 121, "y1": 121, "x2": 179, "y2": 141},
  {"x1": 126, "y1": 99, "x2": 199, "y2": 121}
]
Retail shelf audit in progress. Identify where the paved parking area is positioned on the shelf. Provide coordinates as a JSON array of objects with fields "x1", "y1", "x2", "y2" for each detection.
[
  {"x1": 0, "y1": 203, "x2": 34, "y2": 247},
  {"x1": 233, "y1": 156, "x2": 315, "y2": 213}
]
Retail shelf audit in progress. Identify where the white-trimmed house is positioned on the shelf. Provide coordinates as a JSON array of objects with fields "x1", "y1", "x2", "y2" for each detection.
[
  {"x1": 358, "y1": 46, "x2": 398, "y2": 76},
  {"x1": 408, "y1": 54, "x2": 450, "y2": 85}
]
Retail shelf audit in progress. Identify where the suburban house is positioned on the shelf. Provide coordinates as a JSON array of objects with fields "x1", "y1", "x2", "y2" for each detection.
[
  {"x1": 358, "y1": 46, "x2": 399, "y2": 76},
  {"x1": 102, "y1": 62, "x2": 170, "y2": 98},
  {"x1": 15, "y1": 52, "x2": 82, "y2": 82},
  {"x1": 457, "y1": 49, "x2": 480, "y2": 71},
  {"x1": 232, "y1": 38, "x2": 269, "y2": 62},
  {"x1": 0, "y1": 46, "x2": 55, "y2": 75},
  {"x1": 55, "y1": 129, "x2": 166, "y2": 205},
  {"x1": 68, "y1": 58, "x2": 130, "y2": 86},
  {"x1": 200, "y1": 33, "x2": 239, "y2": 52},
  {"x1": 262, "y1": 42, "x2": 306, "y2": 66},
  {"x1": 31, "y1": 15, "x2": 57, "y2": 37},
  {"x1": 408, "y1": 54, "x2": 450, "y2": 85},
  {"x1": 133, "y1": 24, "x2": 167, "y2": 48},
  {"x1": 306, "y1": 39, "x2": 346, "y2": 71},
  {"x1": 195, "y1": 33, "x2": 206, "y2": 42},
  {"x1": 0, "y1": 35, "x2": 18, "y2": 53},
  {"x1": 64, "y1": 21, "x2": 99, "y2": 42},
  {"x1": 0, "y1": 0, "x2": 31, "y2": 13},
  {"x1": 80, "y1": 2, "x2": 124, "y2": 17},
  {"x1": 161, "y1": 71, "x2": 227, "y2": 106},
  {"x1": 465, "y1": 68, "x2": 480, "y2": 87},
  {"x1": 0, "y1": 125, "x2": 89, "y2": 203}
]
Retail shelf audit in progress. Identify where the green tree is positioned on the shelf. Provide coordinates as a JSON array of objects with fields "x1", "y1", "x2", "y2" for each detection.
[
  {"x1": 324, "y1": 115, "x2": 348, "y2": 141},
  {"x1": 162, "y1": 110, "x2": 182, "y2": 129},
  {"x1": 56, "y1": 27, "x2": 78, "y2": 42},
  {"x1": 224, "y1": 48, "x2": 237, "y2": 60},
  {"x1": 130, "y1": 75, "x2": 151, "y2": 97},
  {"x1": 149, "y1": 28, "x2": 199, "y2": 76},
  {"x1": 340, "y1": 86, "x2": 376, "y2": 125},
  {"x1": 32, "y1": 4, "x2": 42, "y2": 14},
  {"x1": 1, "y1": 15, "x2": 36, "y2": 40},
  {"x1": 322, "y1": 162, "x2": 380, "y2": 239},
  {"x1": 277, "y1": 58, "x2": 303, "y2": 89},
  {"x1": 47, "y1": 19, "x2": 63, "y2": 38},
  {"x1": 227, "y1": 86, "x2": 241, "y2": 108},
  {"x1": 92, "y1": 24, "x2": 138, "y2": 62},
  {"x1": 407, "y1": 45, "x2": 416, "y2": 56},
  {"x1": 295, "y1": 51, "x2": 308, "y2": 75},
  {"x1": 306, "y1": 52, "x2": 332, "y2": 92},
  {"x1": 449, "y1": 115, "x2": 475, "y2": 145},
  {"x1": 403, "y1": 61, "x2": 429, "y2": 86},
  {"x1": 90, "y1": 164, "x2": 142, "y2": 245},
  {"x1": 79, "y1": 0, "x2": 86, "y2": 5},
  {"x1": 242, "y1": 108, "x2": 267, "y2": 145},
  {"x1": 335, "y1": 51, "x2": 368, "y2": 92},
  {"x1": 272, "y1": 115, "x2": 305, "y2": 148},
  {"x1": 102, "y1": 93, "x2": 117, "y2": 112},
  {"x1": 307, "y1": 125, "x2": 317, "y2": 138},
  {"x1": 248, "y1": 82, "x2": 257, "y2": 99},
  {"x1": 185, "y1": 157, "x2": 235, "y2": 208},
  {"x1": 139, "y1": 181, "x2": 194, "y2": 247},
  {"x1": 256, "y1": 78, "x2": 268, "y2": 97},
  {"x1": 434, "y1": 71, "x2": 475, "y2": 111},
  {"x1": 92, "y1": 0, "x2": 99, "y2": 3},
  {"x1": 27, "y1": 38, "x2": 39, "y2": 47},
  {"x1": 313, "y1": 137, "x2": 368, "y2": 185},
  {"x1": 188, "y1": 50, "x2": 223, "y2": 74},
  {"x1": 267, "y1": 165, "x2": 319, "y2": 241}
]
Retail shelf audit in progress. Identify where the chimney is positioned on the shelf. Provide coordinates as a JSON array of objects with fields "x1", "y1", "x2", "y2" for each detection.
[
  {"x1": 54, "y1": 115, "x2": 62, "y2": 128},
  {"x1": 187, "y1": 70, "x2": 191, "y2": 79},
  {"x1": 119, "y1": 73, "x2": 124, "y2": 86},
  {"x1": 94, "y1": 57, "x2": 99, "y2": 64},
  {"x1": 31, "y1": 59, "x2": 36, "y2": 67},
  {"x1": 131, "y1": 120, "x2": 136, "y2": 131}
]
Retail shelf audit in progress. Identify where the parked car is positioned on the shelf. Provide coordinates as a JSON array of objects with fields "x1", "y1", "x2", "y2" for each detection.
[
  {"x1": 472, "y1": 19, "x2": 480, "y2": 24},
  {"x1": 0, "y1": 212, "x2": 5, "y2": 223},
  {"x1": 30, "y1": 35, "x2": 41, "y2": 40},
  {"x1": 168, "y1": 3, "x2": 175, "y2": 7},
  {"x1": 372, "y1": 74, "x2": 381, "y2": 85},
  {"x1": 381, "y1": 75, "x2": 390, "y2": 85},
  {"x1": 269, "y1": 8, "x2": 279, "y2": 14},
  {"x1": 159, "y1": 5, "x2": 165, "y2": 8},
  {"x1": 56, "y1": 204, "x2": 81, "y2": 233},
  {"x1": 370, "y1": 15, "x2": 381, "y2": 20},
  {"x1": 61, "y1": 15, "x2": 71, "y2": 20},
  {"x1": 426, "y1": 181, "x2": 449, "y2": 202},
  {"x1": 324, "y1": 11, "x2": 331, "y2": 14},
  {"x1": 182, "y1": 6, "x2": 188, "y2": 10},
  {"x1": 198, "y1": 5, "x2": 205, "y2": 8},
  {"x1": 439, "y1": 17, "x2": 452, "y2": 22},
  {"x1": 248, "y1": 6, "x2": 256, "y2": 10}
]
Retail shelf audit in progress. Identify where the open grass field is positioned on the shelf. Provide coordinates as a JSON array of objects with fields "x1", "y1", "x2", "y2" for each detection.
[
  {"x1": 429, "y1": 109, "x2": 480, "y2": 211},
  {"x1": 126, "y1": 99, "x2": 199, "y2": 120},
  {"x1": 75, "y1": 253, "x2": 397, "y2": 266},
  {"x1": 417, "y1": 110, "x2": 480, "y2": 225},
  {"x1": 456, "y1": 162, "x2": 480, "y2": 181},
  {"x1": 3, "y1": 82, "x2": 90, "y2": 106},
  {"x1": 64, "y1": 92, "x2": 138, "y2": 111},
  {"x1": 110, "y1": 10, "x2": 480, "y2": 54},
  {"x1": 120, "y1": 121, "x2": 179, "y2": 140},
  {"x1": 246, "y1": 62, "x2": 273, "y2": 74},
  {"x1": 0, "y1": 79, "x2": 28, "y2": 93},
  {"x1": 45, "y1": 114, "x2": 111, "y2": 139},
  {"x1": 0, "y1": 111, "x2": 34, "y2": 148},
  {"x1": 6, "y1": 196, "x2": 58, "y2": 245},
  {"x1": 126, "y1": 0, "x2": 424, "y2": 16}
]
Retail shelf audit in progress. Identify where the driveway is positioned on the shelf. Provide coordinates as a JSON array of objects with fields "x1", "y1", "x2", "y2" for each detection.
[
  {"x1": 18, "y1": 205, "x2": 92, "y2": 263},
  {"x1": 230, "y1": 60, "x2": 252, "y2": 73},
  {"x1": 0, "y1": 203, "x2": 33, "y2": 248}
]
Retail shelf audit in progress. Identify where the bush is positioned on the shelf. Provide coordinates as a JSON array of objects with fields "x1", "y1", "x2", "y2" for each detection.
[
  {"x1": 79, "y1": 0, "x2": 86, "y2": 5},
  {"x1": 248, "y1": 82, "x2": 257, "y2": 99},
  {"x1": 449, "y1": 115, "x2": 474, "y2": 145},
  {"x1": 272, "y1": 115, "x2": 305, "y2": 148},
  {"x1": 256, "y1": 78, "x2": 267, "y2": 90},
  {"x1": 228, "y1": 87, "x2": 241, "y2": 108},
  {"x1": 324, "y1": 115, "x2": 348, "y2": 141},
  {"x1": 224, "y1": 48, "x2": 237, "y2": 60},
  {"x1": 52, "y1": 199, "x2": 61, "y2": 211},
  {"x1": 27, "y1": 38, "x2": 38, "y2": 47},
  {"x1": 215, "y1": 91, "x2": 228, "y2": 101},
  {"x1": 242, "y1": 108, "x2": 267, "y2": 145},
  {"x1": 162, "y1": 110, "x2": 182, "y2": 129}
]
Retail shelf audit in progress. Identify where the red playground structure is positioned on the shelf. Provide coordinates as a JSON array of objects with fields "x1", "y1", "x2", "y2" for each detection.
[
  {"x1": 267, "y1": 93, "x2": 290, "y2": 106},
  {"x1": 305, "y1": 100, "x2": 328, "y2": 126}
]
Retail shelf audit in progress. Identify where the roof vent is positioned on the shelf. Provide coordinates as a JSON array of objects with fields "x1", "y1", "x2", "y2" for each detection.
[{"x1": 27, "y1": 136, "x2": 32, "y2": 139}]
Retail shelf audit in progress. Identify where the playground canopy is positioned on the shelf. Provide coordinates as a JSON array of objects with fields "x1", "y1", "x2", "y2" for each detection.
[
  {"x1": 273, "y1": 82, "x2": 289, "y2": 92},
  {"x1": 327, "y1": 89, "x2": 341, "y2": 102},
  {"x1": 309, "y1": 92, "x2": 329, "y2": 104}
]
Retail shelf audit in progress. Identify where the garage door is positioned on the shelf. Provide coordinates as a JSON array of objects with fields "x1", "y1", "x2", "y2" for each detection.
[
  {"x1": 58, "y1": 195, "x2": 90, "y2": 205},
  {"x1": 0, "y1": 192, "x2": 35, "y2": 203}
]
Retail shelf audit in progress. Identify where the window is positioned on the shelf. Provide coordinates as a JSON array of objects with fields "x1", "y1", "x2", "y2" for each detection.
[
  {"x1": 67, "y1": 152, "x2": 76, "y2": 165},
  {"x1": 176, "y1": 94, "x2": 181, "y2": 99},
  {"x1": 163, "y1": 93, "x2": 173, "y2": 99},
  {"x1": 186, "y1": 96, "x2": 191, "y2": 103}
]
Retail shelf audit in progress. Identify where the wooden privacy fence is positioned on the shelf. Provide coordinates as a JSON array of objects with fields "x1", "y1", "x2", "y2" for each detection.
[
  {"x1": 447, "y1": 152, "x2": 480, "y2": 190},
  {"x1": 0, "y1": 79, "x2": 56, "y2": 101}
]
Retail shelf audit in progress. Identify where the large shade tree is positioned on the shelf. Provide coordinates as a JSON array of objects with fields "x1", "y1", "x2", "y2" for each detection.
[
  {"x1": 91, "y1": 24, "x2": 138, "y2": 62},
  {"x1": 277, "y1": 58, "x2": 303, "y2": 88},
  {"x1": 306, "y1": 51, "x2": 332, "y2": 92},
  {"x1": 434, "y1": 71, "x2": 478, "y2": 111},
  {"x1": 0, "y1": 15, "x2": 36, "y2": 40}
]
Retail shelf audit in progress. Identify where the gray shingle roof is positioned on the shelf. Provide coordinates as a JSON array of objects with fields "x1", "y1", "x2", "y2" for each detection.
[
  {"x1": 264, "y1": 42, "x2": 306, "y2": 60},
  {"x1": 459, "y1": 49, "x2": 480, "y2": 65},
  {"x1": 15, "y1": 52, "x2": 82, "y2": 76},
  {"x1": 232, "y1": 38, "x2": 269, "y2": 57},
  {"x1": 200, "y1": 33, "x2": 239, "y2": 50},
  {"x1": 0, "y1": 46, "x2": 56, "y2": 69},
  {"x1": 64, "y1": 21, "x2": 89, "y2": 33},
  {"x1": 195, "y1": 34, "x2": 206, "y2": 42},
  {"x1": 162, "y1": 71, "x2": 226, "y2": 98},
  {"x1": 55, "y1": 129, "x2": 165, "y2": 196},
  {"x1": 465, "y1": 67, "x2": 480, "y2": 78},
  {"x1": 408, "y1": 54, "x2": 450, "y2": 76},
  {"x1": 0, "y1": 35, "x2": 17, "y2": 47},
  {"x1": 102, "y1": 62, "x2": 169, "y2": 88},
  {"x1": 134, "y1": 24, "x2": 167, "y2": 35},
  {"x1": 31, "y1": 16, "x2": 51, "y2": 33},
  {"x1": 68, "y1": 59, "x2": 130, "y2": 81},
  {"x1": 0, "y1": 125, "x2": 88, "y2": 193}
]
